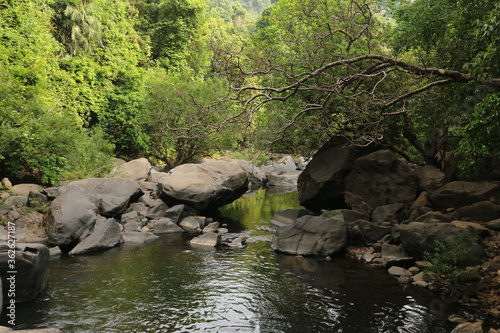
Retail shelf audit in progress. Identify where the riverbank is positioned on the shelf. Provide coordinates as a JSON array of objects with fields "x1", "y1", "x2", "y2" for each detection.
[{"x1": 1, "y1": 147, "x2": 500, "y2": 332}]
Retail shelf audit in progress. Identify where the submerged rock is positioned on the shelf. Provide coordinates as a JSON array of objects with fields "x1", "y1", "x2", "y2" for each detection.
[{"x1": 272, "y1": 214, "x2": 347, "y2": 256}]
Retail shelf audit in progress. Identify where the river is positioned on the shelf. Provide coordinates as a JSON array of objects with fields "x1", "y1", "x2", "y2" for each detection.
[{"x1": 2, "y1": 190, "x2": 456, "y2": 332}]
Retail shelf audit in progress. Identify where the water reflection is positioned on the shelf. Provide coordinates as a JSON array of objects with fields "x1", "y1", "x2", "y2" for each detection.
[{"x1": 3, "y1": 190, "x2": 454, "y2": 332}]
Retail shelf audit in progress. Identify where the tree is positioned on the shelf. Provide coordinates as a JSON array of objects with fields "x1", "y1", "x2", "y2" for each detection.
[
  {"x1": 141, "y1": 68, "x2": 241, "y2": 169},
  {"x1": 189, "y1": 0, "x2": 500, "y2": 170},
  {"x1": 0, "y1": 0, "x2": 114, "y2": 184}
]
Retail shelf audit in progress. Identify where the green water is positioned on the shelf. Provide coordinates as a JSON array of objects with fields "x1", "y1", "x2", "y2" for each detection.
[{"x1": 2, "y1": 190, "x2": 454, "y2": 332}]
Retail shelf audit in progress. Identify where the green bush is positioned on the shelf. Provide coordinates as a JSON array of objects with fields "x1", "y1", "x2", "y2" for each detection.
[{"x1": 423, "y1": 231, "x2": 478, "y2": 284}]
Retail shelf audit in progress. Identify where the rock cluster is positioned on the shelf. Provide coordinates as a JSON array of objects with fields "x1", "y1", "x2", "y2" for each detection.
[{"x1": 287, "y1": 137, "x2": 500, "y2": 330}]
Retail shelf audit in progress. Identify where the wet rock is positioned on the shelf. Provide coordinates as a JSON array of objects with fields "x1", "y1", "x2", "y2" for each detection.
[
  {"x1": 69, "y1": 217, "x2": 123, "y2": 256},
  {"x1": 190, "y1": 232, "x2": 220, "y2": 247},
  {"x1": 121, "y1": 232, "x2": 158, "y2": 244},
  {"x1": 179, "y1": 216, "x2": 203, "y2": 232},
  {"x1": 44, "y1": 187, "x2": 97, "y2": 247},
  {"x1": 429, "y1": 181, "x2": 500, "y2": 210},
  {"x1": 0, "y1": 243, "x2": 49, "y2": 302},
  {"x1": 203, "y1": 222, "x2": 219, "y2": 233},
  {"x1": 297, "y1": 136, "x2": 378, "y2": 211},
  {"x1": 388, "y1": 266, "x2": 411, "y2": 277},
  {"x1": 345, "y1": 150, "x2": 418, "y2": 209},
  {"x1": 272, "y1": 214, "x2": 347, "y2": 256},
  {"x1": 229, "y1": 235, "x2": 249, "y2": 247},
  {"x1": 157, "y1": 160, "x2": 248, "y2": 212}
]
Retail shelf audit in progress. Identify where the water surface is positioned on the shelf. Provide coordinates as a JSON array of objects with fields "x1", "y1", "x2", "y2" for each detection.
[{"x1": 3, "y1": 190, "x2": 455, "y2": 332}]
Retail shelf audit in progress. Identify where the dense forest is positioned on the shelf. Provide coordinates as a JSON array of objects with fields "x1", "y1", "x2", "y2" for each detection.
[{"x1": 0, "y1": 0, "x2": 499, "y2": 185}]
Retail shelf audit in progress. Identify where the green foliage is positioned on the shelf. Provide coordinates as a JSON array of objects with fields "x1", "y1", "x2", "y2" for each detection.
[
  {"x1": 141, "y1": 68, "x2": 240, "y2": 168},
  {"x1": 216, "y1": 149, "x2": 270, "y2": 166},
  {"x1": 458, "y1": 92, "x2": 500, "y2": 177},
  {"x1": 423, "y1": 231, "x2": 477, "y2": 284}
]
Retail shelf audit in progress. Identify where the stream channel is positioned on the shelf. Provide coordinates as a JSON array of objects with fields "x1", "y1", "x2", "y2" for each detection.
[{"x1": 2, "y1": 190, "x2": 458, "y2": 332}]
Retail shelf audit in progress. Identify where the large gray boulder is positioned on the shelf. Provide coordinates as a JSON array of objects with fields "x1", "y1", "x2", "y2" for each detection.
[
  {"x1": 157, "y1": 160, "x2": 248, "y2": 211},
  {"x1": 272, "y1": 214, "x2": 347, "y2": 256},
  {"x1": 111, "y1": 157, "x2": 151, "y2": 181},
  {"x1": 66, "y1": 178, "x2": 143, "y2": 217},
  {"x1": 429, "y1": 181, "x2": 500, "y2": 210},
  {"x1": 44, "y1": 187, "x2": 97, "y2": 247},
  {"x1": 400, "y1": 222, "x2": 484, "y2": 261},
  {"x1": 68, "y1": 217, "x2": 123, "y2": 256},
  {"x1": 0, "y1": 243, "x2": 49, "y2": 303},
  {"x1": 345, "y1": 150, "x2": 418, "y2": 210},
  {"x1": 297, "y1": 136, "x2": 377, "y2": 211}
]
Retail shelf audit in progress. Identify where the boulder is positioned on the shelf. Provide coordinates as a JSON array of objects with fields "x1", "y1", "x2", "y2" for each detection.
[
  {"x1": 189, "y1": 232, "x2": 220, "y2": 247},
  {"x1": 147, "y1": 169, "x2": 168, "y2": 184},
  {"x1": 271, "y1": 214, "x2": 347, "y2": 256},
  {"x1": 345, "y1": 150, "x2": 418, "y2": 209},
  {"x1": 232, "y1": 159, "x2": 267, "y2": 188},
  {"x1": 68, "y1": 217, "x2": 123, "y2": 256},
  {"x1": 350, "y1": 220, "x2": 391, "y2": 244},
  {"x1": 429, "y1": 181, "x2": 500, "y2": 210},
  {"x1": 111, "y1": 157, "x2": 151, "y2": 181},
  {"x1": 153, "y1": 218, "x2": 184, "y2": 234},
  {"x1": 121, "y1": 232, "x2": 159, "y2": 244},
  {"x1": 10, "y1": 184, "x2": 44, "y2": 198},
  {"x1": 414, "y1": 211, "x2": 452, "y2": 223},
  {"x1": 456, "y1": 201, "x2": 500, "y2": 222},
  {"x1": 297, "y1": 136, "x2": 377, "y2": 211},
  {"x1": 0, "y1": 243, "x2": 49, "y2": 303},
  {"x1": 415, "y1": 165, "x2": 446, "y2": 193},
  {"x1": 261, "y1": 155, "x2": 298, "y2": 174},
  {"x1": 178, "y1": 216, "x2": 203, "y2": 232},
  {"x1": 270, "y1": 209, "x2": 313, "y2": 229},
  {"x1": 371, "y1": 203, "x2": 407, "y2": 224},
  {"x1": 450, "y1": 321, "x2": 484, "y2": 333},
  {"x1": 44, "y1": 187, "x2": 97, "y2": 247},
  {"x1": 157, "y1": 160, "x2": 248, "y2": 211},
  {"x1": 265, "y1": 172, "x2": 300, "y2": 192},
  {"x1": 27, "y1": 190, "x2": 49, "y2": 212},
  {"x1": 203, "y1": 222, "x2": 220, "y2": 233},
  {"x1": 66, "y1": 178, "x2": 143, "y2": 217},
  {"x1": 400, "y1": 222, "x2": 484, "y2": 261}
]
